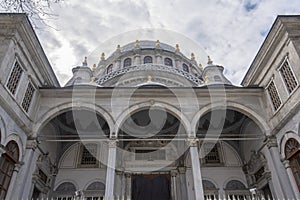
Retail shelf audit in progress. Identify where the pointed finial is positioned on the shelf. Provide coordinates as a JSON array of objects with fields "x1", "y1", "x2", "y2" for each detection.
[
  {"x1": 199, "y1": 63, "x2": 203, "y2": 70},
  {"x1": 175, "y1": 44, "x2": 180, "y2": 52},
  {"x1": 116, "y1": 44, "x2": 121, "y2": 52},
  {"x1": 101, "y1": 52, "x2": 105, "y2": 61},
  {"x1": 205, "y1": 76, "x2": 209, "y2": 83},
  {"x1": 191, "y1": 53, "x2": 195, "y2": 60},
  {"x1": 92, "y1": 64, "x2": 96, "y2": 71},
  {"x1": 207, "y1": 56, "x2": 213, "y2": 64},
  {"x1": 135, "y1": 40, "x2": 140, "y2": 48},
  {"x1": 156, "y1": 40, "x2": 160, "y2": 47},
  {"x1": 147, "y1": 75, "x2": 152, "y2": 83},
  {"x1": 82, "y1": 56, "x2": 87, "y2": 66}
]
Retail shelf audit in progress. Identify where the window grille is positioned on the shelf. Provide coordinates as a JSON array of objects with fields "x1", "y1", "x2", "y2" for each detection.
[
  {"x1": 106, "y1": 64, "x2": 113, "y2": 74},
  {"x1": 80, "y1": 144, "x2": 97, "y2": 166},
  {"x1": 280, "y1": 60, "x2": 298, "y2": 93},
  {"x1": 204, "y1": 143, "x2": 220, "y2": 164},
  {"x1": 123, "y1": 58, "x2": 132, "y2": 68},
  {"x1": 164, "y1": 58, "x2": 173, "y2": 67},
  {"x1": 144, "y1": 56, "x2": 153, "y2": 64},
  {"x1": 182, "y1": 64, "x2": 189, "y2": 72},
  {"x1": 267, "y1": 81, "x2": 281, "y2": 111},
  {"x1": 6, "y1": 61, "x2": 23, "y2": 95},
  {"x1": 135, "y1": 149, "x2": 166, "y2": 161},
  {"x1": 22, "y1": 82, "x2": 35, "y2": 112}
]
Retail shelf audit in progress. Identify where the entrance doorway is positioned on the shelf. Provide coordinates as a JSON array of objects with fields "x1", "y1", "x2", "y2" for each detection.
[{"x1": 132, "y1": 174, "x2": 171, "y2": 200}]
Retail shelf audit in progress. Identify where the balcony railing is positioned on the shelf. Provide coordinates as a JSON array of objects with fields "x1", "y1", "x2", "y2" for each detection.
[{"x1": 95, "y1": 64, "x2": 203, "y2": 86}]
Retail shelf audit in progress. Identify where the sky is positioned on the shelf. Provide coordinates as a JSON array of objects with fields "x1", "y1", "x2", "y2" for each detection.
[{"x1": 24, "y1": 0, "x2": 300, "y2": 85}]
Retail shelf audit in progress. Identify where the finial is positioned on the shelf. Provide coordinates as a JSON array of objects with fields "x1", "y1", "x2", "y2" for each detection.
[
  {"x1": 207, "y1": 56, "x2": 213, "y2": 64},
  {"x1": 147, "y1": 75, "x2": 152, "y2": 83},
  {"x1": 204, "y1": 76, "x2": 209, "y2": 83},
  {"x1": 191, "y1": 53, "x2": 195, "y2": 60},
  {"x1": 82, "y1": 56, "x2": 87, "y2": 66},
  {"x1": 199, "y1": 63, "x2": 203, "y2": 70},
  {"x1": 90, "y1": 77, "x2": 95, "y2": 83},
  {"x1": 156, "y1": 40, "x2": 160, "y2": 47},
  {"x1": 175, "y1": 44, "x2": 180, "y2": 52},
  {"x1": 101, "y1": 52, "x2": 105, "y2": 61},
  {"x1": 135, "y1": 40, "x2": 140, "y2": 48},
  {"x1": 116, "y1": 44, "x2": 121, "y2": 52},
  {"x1": 92, "y1": 64, "x2": 96, "y2": 71}
]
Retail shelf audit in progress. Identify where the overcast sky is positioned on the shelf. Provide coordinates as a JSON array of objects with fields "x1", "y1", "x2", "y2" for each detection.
[{"x1": 33, "y1": 0, "x2": 300, "y2": 85}]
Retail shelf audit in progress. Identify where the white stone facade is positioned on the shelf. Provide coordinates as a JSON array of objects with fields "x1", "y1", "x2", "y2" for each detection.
[{"x1": 0, "y1": 14, "x2": 300, "y2": 200}]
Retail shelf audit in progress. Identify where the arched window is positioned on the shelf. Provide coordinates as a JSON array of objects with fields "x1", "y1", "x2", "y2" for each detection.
[
  {"x1": 285, "y1": 138, "x2": 300, "y2": 192},
  {"x1": 203, "y1": 143, "x2": 221, "y2": 164},
  {"x1": 85, "y1": 181, "x2": 105, "y2": 200},
  {"x1": 54, "y1": 182, "x2": 76, "y2": 199},
  {"x1": 144, "y1": 56, "x2": 153, "y2": 64},
  {"x1": 106, "y1": 64, "x2": 113, "y2": 74},
  {"x1": 164, "y1": 58, "x2": 173, "y2": 67},
  {"x1": 79, "y1": 143, "x2": 98, "y2": 168},
  {"x1": 123, "y1": 58, "x2": 132, "y2": 68},
  {"x1": 0, "y1": 141, "x2": 19, "y2": 199},
  {"x1": 182, "y1": 64, "x2": 189, "y2": 72},
  {"x1": 225, "y1": 180, "x2": 249, "y2": 200},
  {"x1": 203, "y1": 180, "x2": 218, "y2": 200}
]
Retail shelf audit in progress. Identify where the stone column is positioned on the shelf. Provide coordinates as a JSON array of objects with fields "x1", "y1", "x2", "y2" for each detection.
[
  {"x1": 134, "y1": 54, "x2": 141, "y2": 65},
  {"x1": 12, "y1": 139, "x2": 39, "y2": 199},
  {"x1": 155, "y1": 54, "x2": 162, "y2": 65},
  {"x1": 282, "y1": 160, "x2": 300, "y2": 199},
  {"x1": 104, "y1": 139, "x2": 118, "y2": 200},
  {"x1": 178, "y1": 167, "x2": 188, "y2": 200},
  {"x1": 125, "y1": 173, "x2": 132, "y2": 199},
  {"x1": 188, "y1": 138, "x2": 204, "y2": 199},
  {"x1": 171, "y1": 170, "x2": 178, "y2": 200},
  {"x1": 266, "y1": 136, "x2": 296, "y2": 199},
  {"x1": 5, "y1": 163, "x2": 22, "y2": 199}
]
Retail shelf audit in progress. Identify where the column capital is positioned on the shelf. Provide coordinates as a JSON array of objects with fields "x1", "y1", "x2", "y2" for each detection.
[
  {"x1": 282, "y1": 159, "x2": 291, "y2": 169},
  {"x1": 14, "y1": 163, "x2": 23, "y2": 172},
  {"x1": 265, "y1": 135, "x2": 278, "y2": 149},
  {"x1": 186, "y1": 138, "x2": 199, "y2": 147},
  {"x1": 0, "y1": 143, "x2": 7, "y2": 156},
  {"x1": 125, "y1": 172, "x2": 131, "y2": 178},
  {"x1": 178, "y1": 167, "x2": 186, "y2": 174},
  {"x1": 171, "y1": 169, "x2": 178, "y2": 177},
  {"x1": 26, "y1": 139, "x2": 39, "y2": 150}
]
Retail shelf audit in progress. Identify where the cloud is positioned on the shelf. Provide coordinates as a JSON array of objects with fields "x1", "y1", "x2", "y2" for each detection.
[{"x1": 35, "y1": 0, "x2": 300, "y2": 85}]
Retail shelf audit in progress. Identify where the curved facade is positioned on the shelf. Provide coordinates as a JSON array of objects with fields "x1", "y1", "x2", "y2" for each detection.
[{"x1": 0, "y1": 13, "x2": 300, "y2": 200}]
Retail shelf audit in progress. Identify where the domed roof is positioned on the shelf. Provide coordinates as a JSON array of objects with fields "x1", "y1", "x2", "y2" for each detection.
[{"x1": 120, "y1": 40, "x2": 176, "y2": 53}]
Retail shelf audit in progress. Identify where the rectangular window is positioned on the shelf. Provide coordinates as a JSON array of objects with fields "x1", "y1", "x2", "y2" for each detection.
[
  {"x1": 80, "y1": 144, "x2": 97, "y2": 166},
  {"x1": 279, "y1": 60, "x2": 298, "y2": 93},
  {"x1": 267, "y1": 81, "x2": 282, "y2": 111},
  {"x1": 204, "y1": 143, "x2": 220, "y2": 164},
  {"x1": 21, "y1": 82, "x2": 35, "y2": 112},
  {"x1": 135, "y1": 149, "x2": 166, "y2": 161},
  {"x1": 6, "y1": 61, "x2": 23, "y2": 95}
]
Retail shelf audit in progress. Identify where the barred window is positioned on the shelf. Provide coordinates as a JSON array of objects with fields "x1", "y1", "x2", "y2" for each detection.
[
  {"x1": 164, "y1": 58, "x2": 173, "y2": 67},
  {"x1": 123, "y1": 58, "x2": 132, "y2": 68},
  {"x1": 280, "y1": 60, "x2": 298, "y2": 93},
  {"x1": 144, "y1": 56, "x2": 153, "y2": 64},
  {"x1": 21, "y1": 82, "x2": 35, "y2": 112},
  {"x1": 204, "y1": 143, "x2": 221, "y2": 164},
  {"x1": 6, "y1": 61, "x2": 23, "y2": 95},
  {"x1": 80, "y1": 144, "x2": 97, "y2": 166},
  {"x1": 182, "y1": 64, "x2": 189, "y2": 72},
  {"x1": 267, "y1": 81, "x2": 281, "y2": 111},
  {"x1": 106, "y1": 64, "x2": 113, "y2": 74}
]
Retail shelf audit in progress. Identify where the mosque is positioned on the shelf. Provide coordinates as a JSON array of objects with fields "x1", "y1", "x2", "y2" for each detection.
[{"x1": 0, "y1": 13, "x2": 299, "y2": 200}]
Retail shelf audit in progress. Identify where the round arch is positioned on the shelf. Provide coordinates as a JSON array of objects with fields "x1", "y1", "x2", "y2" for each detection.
[
  {"x1": 222, "y1": 178, "x2": 247, "y2": 190},
  {"x1": 114, "y1": 101, "x2": 191, "y2": 137},
  {"x1": 33, "y1": 102, "x2": 115, "y2": 138},
  {"x1": 280, "y1": 131, "x2": 300, "y2": 159},
  {"x1": 54, "y1": 180, "x2": 79, "y2": 191},
  {"x1": 84, "y1": 179, "x2": 106, "y2": 190},
  {"x1": 191, "y1": 101, "x2": 270, "y2": 137},
  {"x1": 4, "y1": 134, "x2": 23, "y2": 162},
  {"x1": 202, "y1": 178, "x2": 219, "y2": 189}
]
